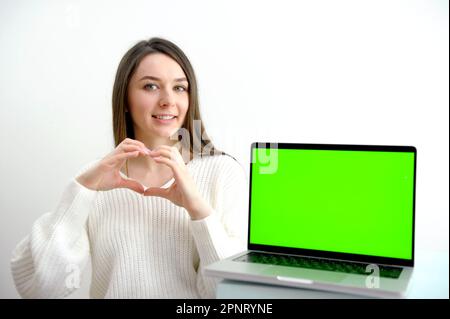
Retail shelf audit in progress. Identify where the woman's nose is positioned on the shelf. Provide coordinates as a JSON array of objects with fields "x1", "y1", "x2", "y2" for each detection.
[{"x1": 159, "y1": 88, "x2": 176, "y2": 107}]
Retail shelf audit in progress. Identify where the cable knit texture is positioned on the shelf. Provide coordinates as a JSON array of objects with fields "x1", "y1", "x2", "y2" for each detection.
[{"x1": 10, "y1": 154, "x2": 248, "y2": 299}]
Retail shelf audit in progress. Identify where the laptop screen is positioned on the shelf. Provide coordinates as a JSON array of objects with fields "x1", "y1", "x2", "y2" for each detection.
[{"x1": 249, "y1": 143, "x2": 416, "y2": 265}]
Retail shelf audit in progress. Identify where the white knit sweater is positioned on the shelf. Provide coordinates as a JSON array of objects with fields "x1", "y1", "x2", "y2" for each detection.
[{"x1": 10, "y1": 154, "x2": 248, "y2": 299}]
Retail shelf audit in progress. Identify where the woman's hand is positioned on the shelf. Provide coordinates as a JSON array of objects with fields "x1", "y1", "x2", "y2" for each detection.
[
  {"x1": 76, "y1": 138, "x2": 151, "y2": 194},
  {"x1": 143, "y1": 145, "x2": 212, "y2": 220}
]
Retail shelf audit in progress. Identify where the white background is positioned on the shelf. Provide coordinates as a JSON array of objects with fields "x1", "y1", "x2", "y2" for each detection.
[{"x1": 0, "y1": 0, "x2": 448, "y2": 298}]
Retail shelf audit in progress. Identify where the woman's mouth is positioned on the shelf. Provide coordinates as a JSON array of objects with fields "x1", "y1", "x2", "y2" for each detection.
[{"x1": 152, "y1": 114, "x2": 177, "y2": 124}]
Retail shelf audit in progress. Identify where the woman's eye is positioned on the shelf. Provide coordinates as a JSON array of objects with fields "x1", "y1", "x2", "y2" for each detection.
[
  {"x1": 144, "y1": 83, "x2": 158, "y2": 90},
  {"x1": 144, "y1": 84, "x2": 187, "y2": 92},
  {"x1": 175, "y1": 86, "x2": 187, "y2": 92}
]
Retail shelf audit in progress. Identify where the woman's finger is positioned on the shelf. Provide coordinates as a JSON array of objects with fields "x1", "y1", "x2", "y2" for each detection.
[
  {"x1": 121, "y1": 138, "x2": 149, "y2": 151},
  {"x1": 111, "y1": 140, "x2": 149, "y2": 156},
  {"x1": 117, "y1": 177, "x2": 145, "y2": 194},
  {"x1": 151, "y1": 148, "x2": 184, "y2": 165},
  {"x1": 143, "y1": 186, "x2": 170, "y2": 198},
  {"x1": 107, "y1": 150, "x2": 140, "y2": 166},
  {"x1": 119, "y1": 144, "x2": 150, "y2": 155},
  {"x1": 116, "y1": 148, "x2": 149, "y2": 160},
  {"x1": 150, "y1": 149, "x2": 174, "y2": 160}
]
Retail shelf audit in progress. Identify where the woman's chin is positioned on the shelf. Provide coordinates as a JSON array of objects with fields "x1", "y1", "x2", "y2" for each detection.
[{"x1": 154, "y1": 129, "x2": 181, "y2": 139}]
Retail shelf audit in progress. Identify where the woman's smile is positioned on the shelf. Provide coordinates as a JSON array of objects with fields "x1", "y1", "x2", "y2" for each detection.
[{"x1": 152, "y1": 113, "x2": 178, "y2": 124}]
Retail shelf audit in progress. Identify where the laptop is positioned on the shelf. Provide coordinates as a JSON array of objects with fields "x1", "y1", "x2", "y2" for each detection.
[{"x1": 205, "y1": 142, "x2": 416, "y2": 298}]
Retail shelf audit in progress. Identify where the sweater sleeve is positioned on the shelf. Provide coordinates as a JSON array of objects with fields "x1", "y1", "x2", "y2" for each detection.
[
  {"x1": 10, "y1": 163, "x2": 99, "y2": 298},
  {"x1": 189, "y1": 156, "x2": 248, "y2": 298}
]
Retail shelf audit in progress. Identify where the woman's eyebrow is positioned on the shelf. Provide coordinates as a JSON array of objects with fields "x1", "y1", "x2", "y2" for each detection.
[{"x1": 139, "y1": 75, "x2": 188, "y2": 83}]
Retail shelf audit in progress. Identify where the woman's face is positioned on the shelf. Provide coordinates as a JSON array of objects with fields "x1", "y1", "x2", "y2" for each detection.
[{"x1": 127, "y1": 53, "x2": 189, "y2": 140}]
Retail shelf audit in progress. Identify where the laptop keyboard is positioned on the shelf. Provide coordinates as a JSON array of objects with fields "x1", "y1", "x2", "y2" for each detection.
[{"x1": 234, "y1": 252, "x2": 403, "y2": 279}]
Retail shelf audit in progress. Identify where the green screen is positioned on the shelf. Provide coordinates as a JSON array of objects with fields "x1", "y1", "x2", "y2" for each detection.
[{"x1": 250, "y1": 148, "x2": 415, "y2": 260}]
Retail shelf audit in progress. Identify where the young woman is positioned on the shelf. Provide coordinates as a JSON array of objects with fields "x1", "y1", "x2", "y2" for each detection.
[{"x1": 10, "y1": 37, "x2": 248, "y2": 298}]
